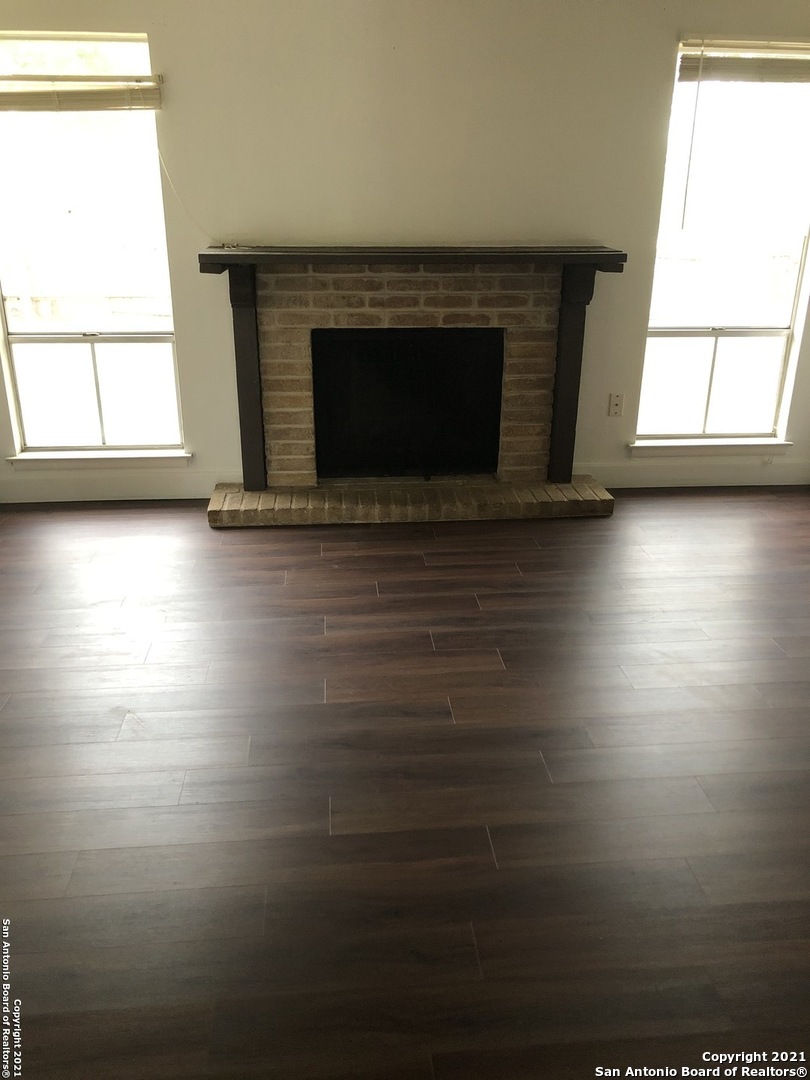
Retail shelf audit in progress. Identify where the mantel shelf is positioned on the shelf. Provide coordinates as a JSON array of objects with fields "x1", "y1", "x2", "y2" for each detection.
[{"x1": 199, "y1": 245, "x2": 627, "y2": 274}]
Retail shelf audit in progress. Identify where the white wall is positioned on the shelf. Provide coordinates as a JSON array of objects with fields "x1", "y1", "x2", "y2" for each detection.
[{"x1": 1, "y1": 0, "x2": 809, "y2": 501}]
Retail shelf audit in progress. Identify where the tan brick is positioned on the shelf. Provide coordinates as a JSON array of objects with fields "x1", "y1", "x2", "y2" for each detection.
[
  {"x1": 332, "y1": 313, "x2": 384, "y2": 327},
  {"x1": 374, "y1": 488, "x2": 393, "y2": 521},
  {"x1": 495, "y1": 275, "x2": 549, "y2": 291},
  {"x1": 500, "y1": 451, "x2": 551, "y2": 468},
  {"x1": 269, "y1": 471, "x2": 316, "y2": 487},
  {"x1": 423, "y1": 294, "x2": 473, "y2": 309},
  {"x1": 310, "y1": 294, "x2": 367, "y2": 309},
  {"x1": 503, "y1": 360, "x2": 552, "y2": 377},
  {"x1": 239, "y1": 490, "x2": 262, "y2": 524},
  {"x1": 532, "y1": 295, "x2": 560, "y2": 316},
  {"x1": 272, "y1": 440, "x2": 315, "y2": 455},
  {"x1": 494, "y1": 313, "x2": 552, "y2": 328},
  {"x1": 270, "y1": 425, "x2": 315, "y2": 440},
  {"x1": 270, "y1": 452, "x2": 313, "y2": 469},
  {"x1": 541, "y1": 279, "x2": 562, "y2": 293},
  {"x1": 306, "y1": 500, "x2": 327, "y2": 526},
  {"x1": 260, "y1": 369, "x2": 311, "y2": 387},
  {"x1": 325, "y1": 491, "x2": 346, "y2": 523},
  {"x1": 437, "y1": 275, "x2": 495, "y2": 292},
  {"x1": 386, "y1": 490, "x2": 411, "y2": 523},
  {"x1": 387, "y1": 313, "x2": 441, "y2": 327},
  {"x1": 506, "y1": 342, "x2": 557, "y2": 360},
  {"x1": 262, "y1": 293, "x2": 311, "y2": 308},
  {"x1": 507, "y1": 329, "x2": 557, "y2": 344},
  {"x1": 289, "y1": 492, "x2": 311, "y2": 524},
  {"x1": 499, "y1": 467, "x2": 546, "y2": 483},
  {"x1": 266, "y1": 427, "x2": 311, "y2": 445},
  {"x1": 260, "y1": 329, "x2": 309, "y2": 345},
  {"x1": 264, "y1": 376, "x2": 312, "y2": 393},
  {"x1": 386, "y1": 277, "x2": 440, "y2": 292},
  {"x1": 277, "y1": 312, "x2": 334, "y2": 327},
  {"x1": 265, "y1": 409, "x2": 313, "y2": 426},
  {"x1": 501, "y1": 390, "x2": 553, "y2": 408},
  {"x1": 504, "y1": 375, "x2": 554, "y2": 393},
  {"x1": 350, "y1": 491, "x2": 373, "y2": 523},
  {"x1": 502, "y1": 407, "x2": 551, "y2": 423},
  {"x1": 407, "y1": 494, "x2": 430, "y2": 522},
  {"x1": 269, "y1": 276, "x2": 330, "y2": 291},
  {"x1": 500, "y1": 422, "x2": 549, "y2": 439},
  {"x1": 271, "y1": 492, "x2": 292, "y2": 523},
  {"x1": 367, "y1": 263, "x2": 421, "y2": 273},
  {"x1": 368, "y1": 294, "x2": 420, "y2": 309},
  {"x1": 310, "y1": 263, "x2": 368, "y2": 274},
  {"x1": 477, "y1": 293, "x2": 529, "y2": 309},
  {"x1": 207, "y1": 489, "x2": 227, "y2": 515},
  {"x1": 259, "y1": 346, "x2": 310, "y2": 363},
  {"x1": 263, "y1": 392, "x2": 311, "y2": 410},
  {"x1": 330, "y1": 276, "x2": 384, "y2": 291},
  {"x1": 440, "y1": 313, "x2": 493, "y2": 326},
  {"x1": 425, "y1": 263, "x2": 473, "y2": 274},
  {"x1": 438, "y1": 490, "x2": 465, "y2": 520},
  {"x1": 500, "y1": 436, "x2": 545, "y2": 454},
  {"x1": 476, "y1": 262, "x2": 532, "y2": 274},
  {"x1": 219, "y1": 506, "x2": 240, "y2": 527},
  {"x1": 521, "y1": 483, "x2": 552, "y2": 503}
]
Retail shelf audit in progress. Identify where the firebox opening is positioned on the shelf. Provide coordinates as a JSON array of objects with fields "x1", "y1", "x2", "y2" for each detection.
[{"x1": 311, "y1": 328, "x2": 505, "y2": 479}]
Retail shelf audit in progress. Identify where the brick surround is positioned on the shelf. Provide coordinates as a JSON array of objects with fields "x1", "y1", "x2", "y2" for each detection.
[{"x1": 255, "y1": 262, "x2": 562, "y2": 488}]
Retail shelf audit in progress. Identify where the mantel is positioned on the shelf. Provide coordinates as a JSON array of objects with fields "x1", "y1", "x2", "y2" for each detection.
[
  {"x1": 199, "y1": 244, "x2": 627, "y2": 493},
  {"x1": 199, "y1": 245, "x2": 627, "y2": 275}
]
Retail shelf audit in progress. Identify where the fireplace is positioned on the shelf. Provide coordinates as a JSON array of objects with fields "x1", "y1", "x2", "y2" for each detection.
[
  {"x1": 199, "y1": 246, "x2": 626, "y2": 526},
  {"x1": 312, "y1": 328, "x2": 504, "y2": 479}
]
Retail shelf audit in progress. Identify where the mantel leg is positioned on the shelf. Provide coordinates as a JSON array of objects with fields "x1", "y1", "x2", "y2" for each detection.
[
  {"x1": 227, "y1": 264, "x2": 267, "y2": 491},
  {"x1": 547, "y1": 264, "x2": 597, "y2": 484}
]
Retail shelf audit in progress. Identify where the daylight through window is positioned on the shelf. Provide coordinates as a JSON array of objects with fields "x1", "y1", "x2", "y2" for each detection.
[
  {"x1": 0, "y1": 35, "x2": 182, "y2": 452},
  {"x1": 636, "y1": 41, "x2": 810, "y2": 440}
]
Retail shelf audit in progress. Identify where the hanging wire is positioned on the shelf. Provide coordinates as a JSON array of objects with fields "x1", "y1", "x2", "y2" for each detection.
[
  {"x1": 680, "y1": 41, "x2": 705, "y2": 230},
  {"x1": 157, "y1": 145, "x2": 212, "y2": 239}
]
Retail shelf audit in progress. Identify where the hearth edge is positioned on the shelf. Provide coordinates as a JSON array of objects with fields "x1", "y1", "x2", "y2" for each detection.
[{"x1": 207, "y1": 475, "x2": 613, "y2": 527}]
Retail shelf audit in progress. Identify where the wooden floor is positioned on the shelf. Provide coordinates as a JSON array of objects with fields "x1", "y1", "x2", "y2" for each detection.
[{"x1": 1, "y1": 490, "x2": 808, "y2": 1079}]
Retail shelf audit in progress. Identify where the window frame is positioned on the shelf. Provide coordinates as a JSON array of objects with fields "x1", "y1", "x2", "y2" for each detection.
[
  {"x1": 0, "y1": 34, "x2": 183, "y2": 459},
  {"x1": 3, "y1": 330, "x2": 183, "y2": 452},
  {"x1": 634, "y1": 41, "x2": 810, "y2": 447}
]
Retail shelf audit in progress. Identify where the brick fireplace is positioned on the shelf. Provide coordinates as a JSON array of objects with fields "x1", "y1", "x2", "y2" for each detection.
[{"x1": 199, "y1": 246, "x2": 626, "y2": 527}]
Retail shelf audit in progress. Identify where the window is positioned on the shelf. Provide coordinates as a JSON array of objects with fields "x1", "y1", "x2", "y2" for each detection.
[
  {"x1": 0, "y1": 34, "x2": 183, "y2": 453},
  {"x1": 636, "y1": 41, "x2": 810, "y2": 441}
]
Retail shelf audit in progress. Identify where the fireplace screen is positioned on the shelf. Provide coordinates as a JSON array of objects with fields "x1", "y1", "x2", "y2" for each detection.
[{"x1": 311, "y1": 328, "x2": 505, "y2": 479}]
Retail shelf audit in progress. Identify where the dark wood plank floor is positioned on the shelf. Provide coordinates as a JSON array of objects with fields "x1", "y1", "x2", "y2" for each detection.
[{"x1": 1, "y1": 490, "x2": 809, "y2": 1079}]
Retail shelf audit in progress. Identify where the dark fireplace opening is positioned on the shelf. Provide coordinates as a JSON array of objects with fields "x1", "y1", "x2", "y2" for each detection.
[{"x1": 311, "y1": 328, "x2": 505, "y2": 479}]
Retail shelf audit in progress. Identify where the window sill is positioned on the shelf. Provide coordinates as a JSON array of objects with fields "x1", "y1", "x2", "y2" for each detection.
[
  {"x1": 629, "y1": 438, "x2": 793, "y2": 457},
  {"x1": 6, "y1": 450, "x2": 193, "y2": 470}
]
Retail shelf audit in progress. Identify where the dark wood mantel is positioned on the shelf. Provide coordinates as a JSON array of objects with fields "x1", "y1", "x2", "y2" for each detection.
[
  {"x1": 199, "y1": 245, "x2": 627, "y2": 274},
  {"x1": 199, "y1": 245, "x2": 627, "y2": 489}
]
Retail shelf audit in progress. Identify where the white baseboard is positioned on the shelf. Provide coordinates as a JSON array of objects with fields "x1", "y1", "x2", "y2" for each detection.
[
  {"x1": 0, "y1": 468, "x2": 237, "y2": 503},
  {"x1": 576, "y1": 458, "x2": 810, "y2": 489}
]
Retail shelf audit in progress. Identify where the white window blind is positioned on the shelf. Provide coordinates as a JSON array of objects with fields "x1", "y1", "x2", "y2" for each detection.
[
  {"x1": 679, "y1": 40, "x2": 810, "y2": 83},
  {"x1": 0, "y1": 73, "x2": 161, "y2": 111}
]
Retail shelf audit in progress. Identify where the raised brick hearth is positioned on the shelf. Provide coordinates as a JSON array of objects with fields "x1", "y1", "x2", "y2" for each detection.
[{"x1": 199, "y1": 246, "x2": 626, "y2": 527}]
